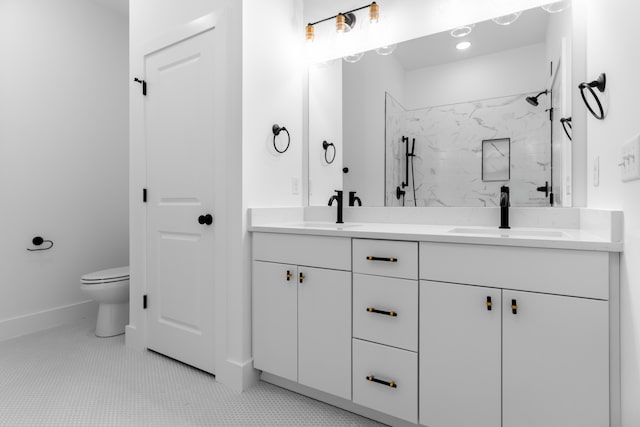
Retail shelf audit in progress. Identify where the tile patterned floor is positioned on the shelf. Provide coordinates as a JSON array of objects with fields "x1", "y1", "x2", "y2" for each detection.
[{"x1": 0, "y1": 322, "x2": 384, "y2": 426}]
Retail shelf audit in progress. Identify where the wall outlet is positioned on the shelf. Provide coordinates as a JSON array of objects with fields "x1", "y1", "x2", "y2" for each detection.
[
  {"x1": 291, "y1": 176, "x2": 300, "y2": 195},
  {"x1": 593, "y1": 156, "x2": 599, "y2": 187},
  {"x1": 621, "y1": 134, "x2": 640, "y2": 182}
]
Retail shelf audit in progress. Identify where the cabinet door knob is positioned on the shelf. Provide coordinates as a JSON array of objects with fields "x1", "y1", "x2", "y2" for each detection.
[
  {"x1": 286, "y1": 270, "x2": 292, "y2": 281},
  {"x1": 486, "y1": 296, "x2": 493, "y2": 311},
  {"x1": 299, "y1": 272, "x2": 305, "y2": 283},
  {"x1": 197, "y1": 213, "x2": 213, "y2": 225},
  {"x1": 366, "y1": 256, "x2": 397, "y2": 263},
  {"x1": 366, "y1": 375, "x2": 397, "y2": 389},
  {"x1": 366, "y1": 307, "x2": 398, "y2": 317},
  {"x1": 511, "y1": 299, "x2": 518, "y2": 315}
]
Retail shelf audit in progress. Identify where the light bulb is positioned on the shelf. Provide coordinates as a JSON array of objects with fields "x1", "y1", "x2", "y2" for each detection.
[{"x1": 456, "y1": 41, "x2": 471, "y2": 50}]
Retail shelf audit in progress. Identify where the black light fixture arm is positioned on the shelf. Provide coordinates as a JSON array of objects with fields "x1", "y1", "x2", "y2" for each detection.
[
  {"x1": 579, "y1": 73, "x2": 606, "y2": 120},
  {"x1": 308, "y1": 3, "x2": 373, "y2": 26}
]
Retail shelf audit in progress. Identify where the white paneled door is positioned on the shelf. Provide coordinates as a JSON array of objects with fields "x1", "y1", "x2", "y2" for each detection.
[{"x1": 145, "y1": 28, "x2": 217, "y2": 374}]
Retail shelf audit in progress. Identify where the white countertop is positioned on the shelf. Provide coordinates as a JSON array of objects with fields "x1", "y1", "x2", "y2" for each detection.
[{"x1": 249, "y1": 221, "x2": 623, "y2": 252}]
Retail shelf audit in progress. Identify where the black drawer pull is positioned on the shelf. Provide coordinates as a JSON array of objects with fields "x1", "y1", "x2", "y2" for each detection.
[
  {"x1": 486, "y1": 296, "x2": 493, "y2": 311},
  {"x1": 299, "y1": 272, "x2": 305, "y2": 283},
  {"x1": 366, "y1": 256, "x2": 397, "y2": 262},
  {"x1": 512, "y1": 299, "x2": 518, "y2": 315},
  {"x1": 366, "y1": 375, "x2": 397, "y2": 389},
  {"x1": 286, "y1": 270, "x2": 292, "y2": 281},
  {"x1": 366, "y1": 307, "x2": 398, "y2": 317}
]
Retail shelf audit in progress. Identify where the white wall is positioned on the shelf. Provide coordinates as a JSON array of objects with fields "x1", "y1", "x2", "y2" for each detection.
[
  {"x1": 404, "y1": 43, "x2": 547, "y2": 110},
  {"x1": 0, "y1": 0, "x2": 129, "y2": 340},
  {"x1": 585, "y1": 0, "x2": 640, "y2": 425}
]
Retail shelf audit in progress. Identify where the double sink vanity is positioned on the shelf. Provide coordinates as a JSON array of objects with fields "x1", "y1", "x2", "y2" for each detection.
[{"x1": 250, "y1": 207, "x2": 622, "y2": 427}]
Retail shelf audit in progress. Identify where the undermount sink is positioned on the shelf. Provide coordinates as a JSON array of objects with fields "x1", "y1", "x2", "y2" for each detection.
[
  {"x1": 290, "y1": 222, "x2": 362, "y2": 230},
  {"x1": 448, "y1": 227, "x2": 569, "y2": 238}
]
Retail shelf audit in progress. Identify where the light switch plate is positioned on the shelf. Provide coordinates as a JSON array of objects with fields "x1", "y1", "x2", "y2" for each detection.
[
  {"x1": 621, "y1": 134, "x2": 640, "y2": 182},
  {"x1": 593, "y1": 156, "x2": 599, "y2": 187}
]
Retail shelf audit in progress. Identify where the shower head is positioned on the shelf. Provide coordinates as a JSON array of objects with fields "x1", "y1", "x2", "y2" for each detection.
[{"x1": 526, "y1": 90, "x2": 548, "y2": 107}]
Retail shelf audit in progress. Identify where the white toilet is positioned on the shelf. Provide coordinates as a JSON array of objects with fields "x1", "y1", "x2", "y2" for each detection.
[{"x1": 80, "y1": 266, "x2": 130, "y2": 337}]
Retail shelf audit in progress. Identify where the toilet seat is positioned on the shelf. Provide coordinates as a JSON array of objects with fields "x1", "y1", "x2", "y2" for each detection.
[{"x1": 81, "y1": 266, "x2": 130, "y2": 285}]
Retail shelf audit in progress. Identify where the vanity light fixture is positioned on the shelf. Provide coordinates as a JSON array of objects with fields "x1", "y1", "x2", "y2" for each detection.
[
  {"x1": 541, "y1": 1, "x2": 570, "y2": 13},
  {"x1": 492, "y1": 11, "x2": 522, "y2": 26},
  {"x1": 456, "y1": 41, "x2": 471, "y2": 50},
  {"x1": 450, "y1": 24, "x2": 475, "y2": 38},
  {"x1": 305, "y1": 2, "x2": 380, "y2": 42}
]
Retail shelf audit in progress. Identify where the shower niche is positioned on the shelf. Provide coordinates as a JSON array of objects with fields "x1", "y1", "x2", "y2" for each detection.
[{"x1": 307, "y1": 2, "x2": 574, "y2": 208}]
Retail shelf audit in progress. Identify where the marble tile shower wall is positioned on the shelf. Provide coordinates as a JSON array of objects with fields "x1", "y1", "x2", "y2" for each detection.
[{"x1": 385, "y1": 92, "x2": 550, "y2": 207}]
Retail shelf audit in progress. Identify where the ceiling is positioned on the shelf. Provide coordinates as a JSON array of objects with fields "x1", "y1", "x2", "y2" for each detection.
[
  {"x1": 392, "y1": 6, "x2": 551, "y2": 71},
  {"x1": 92, "y1": 0, "x2": 129, "y2": 16}
]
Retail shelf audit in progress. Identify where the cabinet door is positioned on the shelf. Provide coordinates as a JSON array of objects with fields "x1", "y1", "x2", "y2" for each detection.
[
  {"x1": 503, "y1": 290, "x2": 609, "y2": 427},
  {"x1": 298, "y1": 267, "x2": 352, "y2": 400},
  {"x1": 420, "y1": 281, "x2": 501, "y2": 427},
  {"x1": 252, "y1": 261, "x2": 297, "y2": 382}
]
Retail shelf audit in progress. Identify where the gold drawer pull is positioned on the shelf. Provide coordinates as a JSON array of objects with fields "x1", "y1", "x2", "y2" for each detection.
[
  {"x1": 486, "y1": 296, "x2": 493, "y2": 311},
  {"x1": 366, "y1": 256, "x2": 397, "y2": 262},
  {"x1": 366, "y1": 375, "x2": 397, "y2": 389},
  {"x1": 286, "y1": 270, "x2": 293, "y2": 281},
  {"x1": 366, "y1": 307, "x2": 398, "y2": 317},
  {"x1": 299, "y1": 272, "x2": 305, "y2": 283}
]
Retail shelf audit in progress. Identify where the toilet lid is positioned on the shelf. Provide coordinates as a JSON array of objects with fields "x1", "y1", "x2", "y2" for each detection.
[{"x1": 81, "y1": 266, "x2": 130, "y2": 284}]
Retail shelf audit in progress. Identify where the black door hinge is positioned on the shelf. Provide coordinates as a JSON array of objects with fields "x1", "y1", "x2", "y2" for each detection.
[
  {"x1": 134, "y1": 78, "x2": 147, "y2": 96},
  {"x1": 143, "y1": 188, "x2": 147, "y2": 203},
  {"x1": 143, "y1": 294, "x2": 148, "y2": 309}
]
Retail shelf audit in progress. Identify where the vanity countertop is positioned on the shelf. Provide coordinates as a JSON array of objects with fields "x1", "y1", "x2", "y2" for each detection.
[{"x1": 249, "y1": 222, "x2": 622, "y2": 252}]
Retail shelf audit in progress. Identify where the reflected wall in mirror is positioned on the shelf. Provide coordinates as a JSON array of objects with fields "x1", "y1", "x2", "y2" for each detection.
[{"x1": 308, "y1": 1, "x2": 574, "y2": 207}]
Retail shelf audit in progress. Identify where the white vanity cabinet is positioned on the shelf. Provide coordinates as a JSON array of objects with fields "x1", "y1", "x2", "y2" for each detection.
[
  {"x1": 420, "y1": 242, "x2": 611, "y2": 427},
  {"x1": 252, "y1": 233, "x2": 352, "y2": 400}
]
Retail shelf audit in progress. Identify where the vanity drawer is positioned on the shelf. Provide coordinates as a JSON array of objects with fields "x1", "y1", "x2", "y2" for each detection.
[
  {"x1": 353, "y1": 239, "x2": 418, "y2": 280},
  {"x1": 253, "y1": 232, "x2": 351, "y2": 270},
  {"x1": 353, "y1": 338, "x2": 417, "y2": 424},
  {"x1": 419, "y1": 242, "x2": 610, "y2": 300},
  {"x1": 353, "y1": 274, "x2": 418, "y2": 351}
]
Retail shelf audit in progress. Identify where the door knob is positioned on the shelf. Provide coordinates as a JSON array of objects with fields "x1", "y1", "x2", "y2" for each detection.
[{"x1": 198, "y1": 214, "x2": 213, "y2": 225}]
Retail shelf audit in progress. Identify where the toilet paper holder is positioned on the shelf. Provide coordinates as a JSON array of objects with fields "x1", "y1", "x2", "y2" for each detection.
[{"x1": 27, "y1": 236, "x2": 54, "y2": 252}]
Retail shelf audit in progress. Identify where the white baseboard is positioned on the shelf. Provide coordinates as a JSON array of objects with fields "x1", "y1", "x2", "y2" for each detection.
[
  {"x1": 125, "y1": 324, "x2": 145, "y2": 350},
  {"x1": 217, "y1": 358, "x2": 259, "y2": 392},
  {"x1": 0, "y1": 300, "x2": 98, "y2": 342}
]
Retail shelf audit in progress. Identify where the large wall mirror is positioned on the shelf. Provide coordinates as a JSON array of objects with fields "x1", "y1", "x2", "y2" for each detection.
[{"x1": 308, "y1": 1, "x2": 575, "y2": 208}]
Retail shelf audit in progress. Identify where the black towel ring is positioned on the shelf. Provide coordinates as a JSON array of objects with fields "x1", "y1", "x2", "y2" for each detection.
[
  {"x1": 322, "y1": 140, "x2": 336, "y2": 164},
  {"x1": 579, "y1": 73, "x2": 606, "y2": 120},
  {"x1": 27, "y1": 236, "x2": 54, "y2": 252},
  {"x1": 560, "y1": 117, "x2": 572, "y2": 141},
  {"x1": 272, "y1": 124, "x2": 291, "y2": 153}
]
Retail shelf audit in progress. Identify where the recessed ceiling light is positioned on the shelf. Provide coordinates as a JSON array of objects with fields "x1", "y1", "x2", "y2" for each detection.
[
  {"x1": 456, "y1": 41, "x2": 471, "y2": 50},
  {"x1": 450, "y1": 24, "x2": 475, "y2": 38},
  {"x1": 492, "y1": 11, "x2": 522, "y2": 25},
  {"x1": 343, "y1": 52, "x2": 365, "y2": 63},
  {"x1": 375, "y1": 44, "x2": 397, "y2": 56},
  {"x1": 541, "y1": 1, "x2": 570, "y2": 13}
]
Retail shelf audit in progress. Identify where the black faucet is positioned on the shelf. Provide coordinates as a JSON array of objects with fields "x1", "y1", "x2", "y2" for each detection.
[
  {"x1": 499, "y1": 186, "x2": 510, "y2": 229},
  {"x1": 328, "y1": 190, "x2": 344, "y2": 224},
  {"x1": 348, "y1": 191, "x2": 362, "y2": 207}
]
